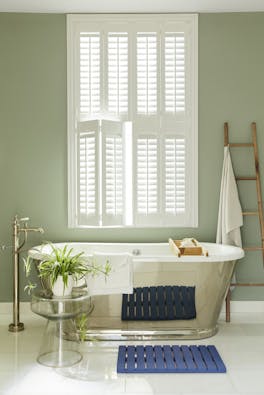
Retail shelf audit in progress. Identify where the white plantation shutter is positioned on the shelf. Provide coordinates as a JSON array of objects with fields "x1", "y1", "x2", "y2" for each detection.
[
  {"x1": 78, "y1": 120, "x2": 124, "y2": 226},
  {"x1": 107, "y1": 33, "x2": 128, "y2": 115},
  {"x1": 136, "y1": 136, "x2": 159, "y2": 224},
  {"x1": 137, "y1": 33, "x2": 157, "y2": 114},
  {"x1": 68, "y1": 14, "x2": 198, "y2": 228},
  {"x1": 165, "y1": 33, "x2": 185, "y2": 113},
  {"x1": 78, "y1": 121, "x2": 99, "y2": 225},
  {"x1": 164, "y1": 137, "x2": 186, "y2": 215},
  {"x1": 101, "y1": 120, "x2": 124, "y2": 225},
  {"x1": 80, "y1": 33, "x2": 100, "y2": 115}
]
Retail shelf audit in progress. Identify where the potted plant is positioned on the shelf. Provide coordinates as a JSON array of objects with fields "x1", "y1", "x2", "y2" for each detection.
[{"x1": 24, "y1": 243, "x2": 111, "y2": 297}]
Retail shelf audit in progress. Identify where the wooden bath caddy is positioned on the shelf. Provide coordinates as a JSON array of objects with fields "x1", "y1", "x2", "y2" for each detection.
[
  {"x1": 174, "y1": 240, "x2": 203, "y2": 256},
  {"x1": 169, "y1": 238, "x2": 209, "y2": 257}
]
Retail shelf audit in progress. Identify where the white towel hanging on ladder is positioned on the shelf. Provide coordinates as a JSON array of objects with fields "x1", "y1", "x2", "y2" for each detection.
[
  {"x1": 216, "y1": 146, "x2": 243, "y2": 287},
  {"x1": 217, "y1": 146, "x2": 243, "y2": 246}
]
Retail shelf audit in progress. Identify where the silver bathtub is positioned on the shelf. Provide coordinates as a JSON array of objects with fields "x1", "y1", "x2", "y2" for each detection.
[{"x1": 29, "y1": 242, "x2": 244, "y2": 340}]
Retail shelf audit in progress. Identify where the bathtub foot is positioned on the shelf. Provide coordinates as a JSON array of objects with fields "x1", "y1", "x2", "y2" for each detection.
[{"x1": 225, "y1": 288, "x2": 231, "y2": 322}]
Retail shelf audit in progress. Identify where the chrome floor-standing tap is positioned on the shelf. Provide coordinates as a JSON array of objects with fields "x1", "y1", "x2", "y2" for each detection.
[{"x1": 9, "y1": 215, "x2": 44, "y2": 332}]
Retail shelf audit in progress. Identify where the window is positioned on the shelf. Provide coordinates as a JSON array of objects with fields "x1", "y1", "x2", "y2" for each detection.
[{"x1": 67, "y1": 14, "x2": 198, "y2": 228}]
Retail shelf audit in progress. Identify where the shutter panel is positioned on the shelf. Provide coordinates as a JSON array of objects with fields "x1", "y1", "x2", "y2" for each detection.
[
  {"x1": 135, "y1": 135, "x2": 159, "y2": 225},
  {"x1": 164, "y1": 33, "x2": 185, "y2": 113},
  {"x1": 80, "y1": 33, "x2": 100, "y2": 115},
  {"x1": 68, "y1": 15, "x2": 198, "y2": 228},
  {"x1": 136, "y1": 33, "x2": 157, "y2": 114},
  {"x1": 78, "y1": 120, "x2": 99, "y2": 226},
  {"x1": 101, "y1": 120, "x2": 124, "y2": 225},
  {"x1": 107, "y1": 33, "x2": 128, "y2": 115},
  {"x1": 164, "y1": 137, "x2": 185, "y2": 215}
]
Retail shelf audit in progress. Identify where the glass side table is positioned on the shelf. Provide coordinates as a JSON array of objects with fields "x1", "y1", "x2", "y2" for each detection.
[{"x1": 31, "y1": 288, "x2": 92, "y2": 368}]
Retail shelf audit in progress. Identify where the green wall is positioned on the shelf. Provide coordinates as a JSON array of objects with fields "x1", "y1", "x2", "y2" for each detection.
[{"x1": 1, "y1": 12, "x2": 264, "y2": 302}]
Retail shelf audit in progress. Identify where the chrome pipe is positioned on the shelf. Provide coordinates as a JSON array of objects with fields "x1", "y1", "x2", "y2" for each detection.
[
  {"x1": 9, "y1": 216, "x2": 24, "y2": 332},
  {"x1": 9, "y1": 215, "x2": 44, "y2": 332}
]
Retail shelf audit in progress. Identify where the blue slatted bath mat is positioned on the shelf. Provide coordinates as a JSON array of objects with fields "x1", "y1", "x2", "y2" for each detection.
[
  {"x1": 117, "y1": 345, "x2": 226, "y2": 373},
  {"x1": 121, "y1": 286, "x2": 196, "y2": 321}
]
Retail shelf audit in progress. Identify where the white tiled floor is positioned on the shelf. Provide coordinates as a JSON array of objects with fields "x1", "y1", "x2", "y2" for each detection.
[{"x1": 1, "y1": 313, "x2": 264, "y2": 395}]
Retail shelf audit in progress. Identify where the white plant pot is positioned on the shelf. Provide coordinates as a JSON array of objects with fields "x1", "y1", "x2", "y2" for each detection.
[
  {"x1": 73, "y1": 276, "x2": 86, "y2": 288},
  {"x1": 52, "y1": 275, "x2": 74, "y2": 297}
]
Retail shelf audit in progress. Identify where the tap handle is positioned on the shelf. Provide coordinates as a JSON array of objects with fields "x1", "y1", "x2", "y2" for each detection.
[
  {"x1": 19, "y1": 217, "x2": 29, "y2": 222},
  {"x1": 14, "y1": 215, "x2": 30, "y2": 224}
]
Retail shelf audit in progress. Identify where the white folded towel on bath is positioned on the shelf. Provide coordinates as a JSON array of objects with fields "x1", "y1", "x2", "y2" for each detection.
[
  {"x1": 216, "y1": 146, "x2": 243, "y2": 247},
  {"x1": 86, "y1": 252, "x2": 133, "y2": 296}
]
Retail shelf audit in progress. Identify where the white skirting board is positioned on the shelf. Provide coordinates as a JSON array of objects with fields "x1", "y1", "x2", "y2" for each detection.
[
  {"x1": 1, "y1": 301, "x2": 264, "y2": 317},
  {"x1": 219, "y1": 300, "x2": 264, "y2": 315},
  {"x1": 0, "y1": 302, "x2": 42, "y2": 324},
  {"x1": 0, "y1": 302, "x2": 33, "y2": 315}
]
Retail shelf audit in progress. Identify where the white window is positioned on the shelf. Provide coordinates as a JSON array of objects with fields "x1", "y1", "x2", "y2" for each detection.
[{"x1": 67, "y1": 14, "x2": 198, "y2": 228}]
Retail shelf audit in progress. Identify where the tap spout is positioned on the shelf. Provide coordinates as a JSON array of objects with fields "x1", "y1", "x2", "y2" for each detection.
[{"x1": 19, "y1": 227, "x2": 44, "y2": 234}]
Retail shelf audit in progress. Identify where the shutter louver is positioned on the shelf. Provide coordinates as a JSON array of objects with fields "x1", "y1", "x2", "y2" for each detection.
[
  {"x1": 165, "y1": 33, "x2": 185, "y2": 113},
  {"x1": 137, "y1": 33, "x2": 157, "y2": 114},
  {"x1": 136, "y1": 137, "x2": 158, "y2": 215},
  {"x1": 80, "y1": 33, "x2": 100, "y2": 114},
  {"x1": 78, "y1": 121, "x2": 99, "y2": 225},
  {"x1": 165, "y1": 137, "x2": 185, "y2": 214},
  {"x1": 102, "y1": 121, "x2": 124, "y2": 225},
  {"x1": 105, "y1": 136, "x2": 123, "y2": 215},
  {"x1": 108, "y1": 33, "x2": 128, "y2": 114}
]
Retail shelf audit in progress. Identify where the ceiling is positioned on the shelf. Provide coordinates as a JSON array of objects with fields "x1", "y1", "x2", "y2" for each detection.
[{"x1": 1, "y1": 0, "x2": 264, "y2": 13}]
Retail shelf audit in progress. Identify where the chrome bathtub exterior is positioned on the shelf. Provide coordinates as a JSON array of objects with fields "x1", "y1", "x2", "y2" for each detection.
[
  {"x1": 82, "y1": 259, "x2": 237, "y2": 340},
  {"x1": 29, "y1": 242, "x2": 243, "y2": 340}
]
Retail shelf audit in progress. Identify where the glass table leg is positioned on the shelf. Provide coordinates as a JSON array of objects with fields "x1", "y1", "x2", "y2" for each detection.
[{"x1": 37, "y1": 318, "x2": 82, "y2": 368}]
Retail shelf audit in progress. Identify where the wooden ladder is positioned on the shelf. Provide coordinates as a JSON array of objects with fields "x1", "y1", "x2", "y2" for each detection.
[{"x1": 224, "y1": 122, "x2": 264, "y2": 322}]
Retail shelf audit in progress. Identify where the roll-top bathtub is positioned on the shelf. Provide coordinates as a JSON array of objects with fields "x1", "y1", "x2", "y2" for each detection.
[{"x1": 29, "y1": 242, "x2": 244, "y2": 340}]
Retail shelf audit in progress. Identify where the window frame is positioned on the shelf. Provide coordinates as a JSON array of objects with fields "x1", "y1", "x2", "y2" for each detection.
[{"x1": 67, "y1": 13, "x2": 198, "y2": 228}]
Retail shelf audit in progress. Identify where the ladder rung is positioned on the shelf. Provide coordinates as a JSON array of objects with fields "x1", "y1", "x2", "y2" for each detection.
[
  {"x1": 242, "y1": 211, "x2": 259, "y2": 216},
  {"x1": 244, "y1": 246, "x2": 264, "y2": 251},
  {"x1": 236, "y1": 176, "x2": 257, "y2": 181},
  {"x1": 229, "y1": 143, "x2": 254, "y2": 147}
]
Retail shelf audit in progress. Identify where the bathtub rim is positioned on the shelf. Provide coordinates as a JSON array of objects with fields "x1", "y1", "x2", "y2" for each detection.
[{"x1": 28, "y1": 241, "x2": 244, "y2": 263}]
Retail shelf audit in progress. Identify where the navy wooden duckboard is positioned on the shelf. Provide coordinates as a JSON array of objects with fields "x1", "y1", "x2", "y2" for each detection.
[
  {"x1": 117, "y1": 345, "x2": 226, "y2": 374},
  {"x1": 121, "y1": 286, "x2": 196, "y2": 321}
]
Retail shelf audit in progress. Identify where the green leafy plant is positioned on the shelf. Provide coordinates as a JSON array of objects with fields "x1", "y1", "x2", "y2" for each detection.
[
  {"x1": 24, "y1": 243, "x2": 111, "y2": 295},
  {"x1": 23, "y1": 255, "x2": 37, "y2": 295},
  {"x1": 38, "y1": 244, "x2": 89, "y2": 288},
  {"x1": 76, "y1": 313, "x2": 88, "y2": 342}
]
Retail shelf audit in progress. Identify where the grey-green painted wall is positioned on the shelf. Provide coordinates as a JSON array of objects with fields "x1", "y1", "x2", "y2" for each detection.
[{"x1": 1, "y1": 12, "x2": 264, "y2": 302}]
